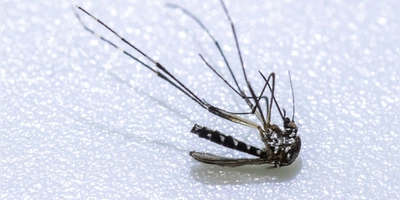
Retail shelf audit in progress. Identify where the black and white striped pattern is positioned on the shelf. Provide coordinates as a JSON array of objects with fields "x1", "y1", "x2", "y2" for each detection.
[
  {"x1": 75, "y1": 1, "x2": 301, "y2": 167},
  {"x1": 191, "y1": 124, "x2": 265, "y2": 158}
]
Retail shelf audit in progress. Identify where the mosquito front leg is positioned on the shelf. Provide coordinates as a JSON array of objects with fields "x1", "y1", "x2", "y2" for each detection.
[{"x1": 75, "y1": 6, "x2": 268, "y2": 128}]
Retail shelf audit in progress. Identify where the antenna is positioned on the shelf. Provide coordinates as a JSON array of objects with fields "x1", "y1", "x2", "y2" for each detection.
[{"x1": 288, "y1": 71, "x2": 295, "y2": 121}]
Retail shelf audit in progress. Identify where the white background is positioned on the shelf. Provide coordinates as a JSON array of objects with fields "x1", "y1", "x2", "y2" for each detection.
[{"x1": 1, "y1": 0, "x2": 399, "y2": 199}]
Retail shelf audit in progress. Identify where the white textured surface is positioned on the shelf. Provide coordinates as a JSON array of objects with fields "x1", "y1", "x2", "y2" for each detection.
[{"x1": 1, "y1": 0, "x2": 399, "y2": 199}]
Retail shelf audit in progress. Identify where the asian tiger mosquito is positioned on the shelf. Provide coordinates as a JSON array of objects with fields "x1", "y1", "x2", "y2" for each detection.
[{"x1": 75, "y1": 0, "x2": 301, "y2": 167}]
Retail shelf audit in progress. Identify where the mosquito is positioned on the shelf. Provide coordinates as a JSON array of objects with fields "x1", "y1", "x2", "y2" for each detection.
[{"x1": 75, "y1": 0, "x2": 301, "y2": 167}]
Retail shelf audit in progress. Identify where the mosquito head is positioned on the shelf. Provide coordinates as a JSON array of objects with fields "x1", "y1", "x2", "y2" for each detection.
[
  {"x1": 280, "y1": 71, "x2": 297, "y2": 137},
  {"x1": 282, "y1": 108, "x2": 297, "y2": 137}
]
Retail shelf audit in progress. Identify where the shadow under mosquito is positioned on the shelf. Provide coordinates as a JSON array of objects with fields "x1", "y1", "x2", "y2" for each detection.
[
  {"x1": 72, "y1": 111, "x2": 190, "y2": 157},
  {"x1": 73, "y1": 70, "x2": 195, "y2": 153},
  {"x1": 189, "y1": 157, "x2": 303, "y2": 185},
  {"x1": 108, "y1": 70, "x2": 197, "y2": 125}
]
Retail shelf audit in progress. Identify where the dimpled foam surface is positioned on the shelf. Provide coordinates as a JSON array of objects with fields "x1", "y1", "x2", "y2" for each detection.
[{"x1": 1, "y1": 0, "x2": 399, "y2": 199}]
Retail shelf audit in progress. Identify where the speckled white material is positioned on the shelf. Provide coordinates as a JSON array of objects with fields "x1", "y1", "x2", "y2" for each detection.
[{"x1": 1, "y1": 0, "x2": 399, "y2": 199}]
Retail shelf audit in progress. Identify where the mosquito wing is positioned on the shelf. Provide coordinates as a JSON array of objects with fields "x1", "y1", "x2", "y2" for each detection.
[{"x1": 189, "y1": 151, "x2": 274, "y2": 167}]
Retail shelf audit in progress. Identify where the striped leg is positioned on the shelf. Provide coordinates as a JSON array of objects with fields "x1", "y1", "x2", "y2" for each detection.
[{"x1": 190, "y1": 124, "x2": 265, "y2": 158}]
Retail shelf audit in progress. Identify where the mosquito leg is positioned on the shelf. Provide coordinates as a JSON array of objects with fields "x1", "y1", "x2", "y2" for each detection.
[
  {"x1": 168, "y1": 2, "x2": 278, "y2": 124},
  {"x1": 251, "y1": 72, "x2": 276, "y2": 123},
  {"x1": 218, "y1": 0, "x2": 274, "y2": 126},
  {"x1": 199, "y1": 53, "x2": 273, "y2": 123},
  {"x1": 75, "y1": 6, "x2": 210, "y2": 109},
  {"x1": 259, "y1": 72, "x2": 285, "y2": 120},
  {"x1": 198, "y1": 54, "x2": 242, "y2": 97},
  {"x1": 224, "y1": 72, "x2": 276, "y2": 126},
  {"x1": 218, "y1": 0, "x2": 249, "y2": 92},
  {"x1": 75, "y1": 6, "x2": 263, "y2": 129},
  {"x1": 166, "y1": 3, "x2": 242, "y2": 94},
  {"x1": 167, "y1": 3, "x2": 268, "y2": 112},
  {"x1": 74, "y1": 7, "x2": 211, "y2": 108}
]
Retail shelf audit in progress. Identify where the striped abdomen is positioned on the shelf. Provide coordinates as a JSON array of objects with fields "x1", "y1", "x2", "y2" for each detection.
[{"x1": 190, "y1": 124, "x2": 265, "y2": 158}]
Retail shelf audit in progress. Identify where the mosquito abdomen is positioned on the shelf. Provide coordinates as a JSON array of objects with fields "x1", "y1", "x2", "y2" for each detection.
[{"x1": 190, "y1": 124, "x2": 265, "y2": 157}]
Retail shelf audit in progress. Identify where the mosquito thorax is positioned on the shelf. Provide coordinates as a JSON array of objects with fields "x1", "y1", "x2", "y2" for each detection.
[
  {"x1": 279, "y1": 136, "x2": 301, "y2": 166},
  {"x1": 257, "y1": 118, "x2": 301, "y2": 166},
  {"x1": 275, "y1": 117, "x2": 300, "y2": 166}
]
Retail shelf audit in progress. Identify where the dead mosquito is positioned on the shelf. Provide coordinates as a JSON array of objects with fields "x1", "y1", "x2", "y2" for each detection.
[{"x1": 75, "y1": 0, "x2": 301, "y2": 167}]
